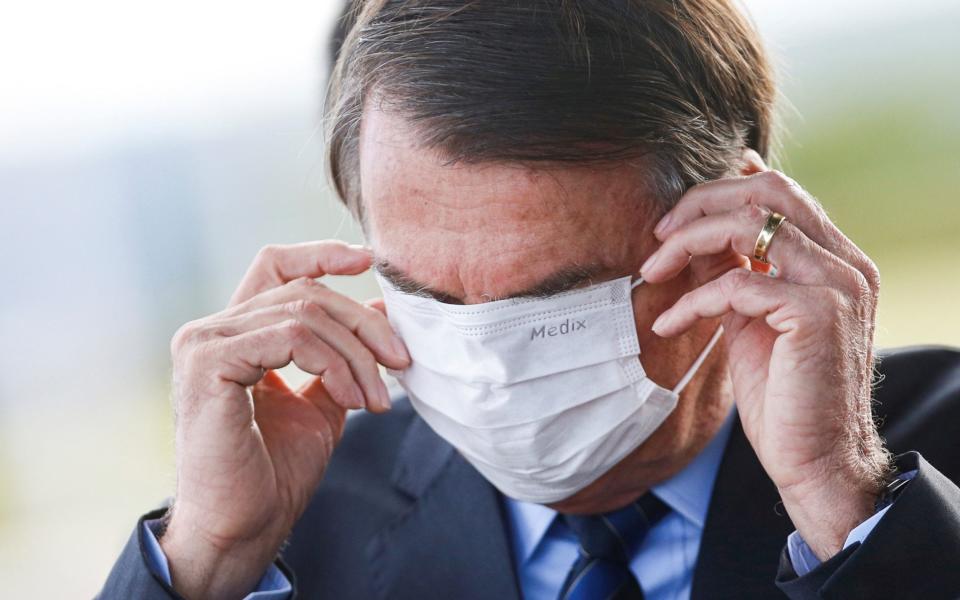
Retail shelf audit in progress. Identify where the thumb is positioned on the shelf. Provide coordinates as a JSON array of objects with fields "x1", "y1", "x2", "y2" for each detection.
[
  {"x1": 298, "y1": 376, "x2": 349, "y2": 437},
  {"x1": 253, "y1": 369, "x2": 293, "y2": 397}
]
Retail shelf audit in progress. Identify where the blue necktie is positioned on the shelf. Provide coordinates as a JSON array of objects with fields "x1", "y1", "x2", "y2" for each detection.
[{"x1": 557, "y1": 494, "x2": 670, "y2": 600}]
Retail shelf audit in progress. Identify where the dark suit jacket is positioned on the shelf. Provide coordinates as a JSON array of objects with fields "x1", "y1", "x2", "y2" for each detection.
[{"x1": 99, "y1": 346, "x2": 960, "y2": 599}]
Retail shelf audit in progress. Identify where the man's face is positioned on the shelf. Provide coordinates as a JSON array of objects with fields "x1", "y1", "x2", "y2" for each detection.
[{"x1": 358, "y1": 105, "x2": 727, "y2": 510}]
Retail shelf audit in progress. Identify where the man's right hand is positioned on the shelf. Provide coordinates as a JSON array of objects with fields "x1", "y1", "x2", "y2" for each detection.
[{"x1": 158, "y1": 241, "x2": 410, "y2": 600}]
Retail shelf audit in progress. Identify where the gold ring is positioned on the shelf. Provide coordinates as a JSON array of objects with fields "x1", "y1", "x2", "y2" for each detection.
[{"x1": 753, "y1": 211, "x2": 787, "y2": 264}]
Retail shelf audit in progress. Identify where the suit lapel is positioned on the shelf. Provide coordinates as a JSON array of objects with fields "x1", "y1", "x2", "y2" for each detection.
[
  {"x1": 691, "y1": 417, "x2": 795, "y2": 599},
  {"x1": 369, "y1": 407, "x2": 794, "y2": 599},
  {"x1": 366, "y1": 416, "x2": 523, "y2": 600}
]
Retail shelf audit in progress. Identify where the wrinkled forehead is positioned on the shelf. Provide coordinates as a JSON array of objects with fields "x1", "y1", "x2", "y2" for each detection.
[{"x1": 357, "y1": 107, "x2": 657, "y2": 304}]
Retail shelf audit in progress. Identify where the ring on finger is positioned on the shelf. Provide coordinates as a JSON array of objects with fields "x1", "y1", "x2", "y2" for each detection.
[{"x1": 753, "y1": 211, "x2": 787, "y2": 264}]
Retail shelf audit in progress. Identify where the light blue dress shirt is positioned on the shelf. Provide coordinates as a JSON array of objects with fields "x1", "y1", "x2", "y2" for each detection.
[
  {"x1": 503, "y1": 408, "x2": 736, "y2": 600},
  {"x1": 141, "y1": 408, "x2": 892, "y2": 599}
]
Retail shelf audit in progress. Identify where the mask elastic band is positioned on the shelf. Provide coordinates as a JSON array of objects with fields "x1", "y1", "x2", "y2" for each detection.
[
  {"x1": 672, "y1": 326, "x2": 724, "y2": 395},
  {"x1": 631, "y1": 275, "x2": 723, "y2": 394}
]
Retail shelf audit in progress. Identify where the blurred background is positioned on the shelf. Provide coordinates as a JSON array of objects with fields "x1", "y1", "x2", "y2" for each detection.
[{"x1": 1, "y1": 1, "x2": 958, "y2": 596}]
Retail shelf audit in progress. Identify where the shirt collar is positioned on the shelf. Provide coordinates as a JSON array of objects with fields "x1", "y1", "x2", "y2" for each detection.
[
  {"x1": 651, "y1": 406, "x2": 735, "y2": 529},
  {"x1": 503, "y1": 407, "x2": 737, "y2": 566}
]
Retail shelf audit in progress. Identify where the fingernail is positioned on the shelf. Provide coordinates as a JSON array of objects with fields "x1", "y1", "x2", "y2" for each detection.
[
  {"x1": 352, "y1": 384, "x2": 366, "y2": 409},
  {"x1": 346, "y1": 245, "x2": 374, "y2": 262},
  {"x1": 652, "y1": 312, "x2": 670, "y2": 335},
  {"x1": 654, "y1": 213, "x2": 673, "y2": 238},
  {"x1": 391, "y1": 337, "x2": 410, "y2": 363},
  {"x1": 378, "y1": 380, "x2": 392, "y2": 410},
  {"x1": 640, "y1": 252, "x2": 660, "y2": 276}
]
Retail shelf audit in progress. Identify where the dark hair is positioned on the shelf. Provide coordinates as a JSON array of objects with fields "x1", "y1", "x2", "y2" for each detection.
[{"x1": 325, "y1": 0, "x2": 777, "y2": 219}]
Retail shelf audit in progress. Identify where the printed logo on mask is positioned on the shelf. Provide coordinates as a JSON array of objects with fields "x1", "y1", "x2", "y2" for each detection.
[{"x1": 530, "y1": 318, "x2": 586, "y2": 340}]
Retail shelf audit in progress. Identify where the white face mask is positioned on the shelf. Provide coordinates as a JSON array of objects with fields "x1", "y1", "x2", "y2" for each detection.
[{"x1": 376, "y1": 272, "x2": 722, "y2": 504}]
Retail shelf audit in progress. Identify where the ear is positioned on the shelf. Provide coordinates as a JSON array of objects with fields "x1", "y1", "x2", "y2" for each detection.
[{"x1": 739, "y1": 148, "x2": 768, "y2": 176}]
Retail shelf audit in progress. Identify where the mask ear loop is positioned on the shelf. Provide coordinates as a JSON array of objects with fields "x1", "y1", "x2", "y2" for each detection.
[
  {"x1": 673, "y1": 326, "x2": 724, "y2": 394},
  {"x1": 631, "y1": 275, "x2": 723, "y2": 395}
]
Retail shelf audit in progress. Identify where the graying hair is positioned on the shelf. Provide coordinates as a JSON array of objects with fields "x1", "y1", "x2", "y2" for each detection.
[{"x1": 324, "y1": 0, "x2": 777, "y2": 221}]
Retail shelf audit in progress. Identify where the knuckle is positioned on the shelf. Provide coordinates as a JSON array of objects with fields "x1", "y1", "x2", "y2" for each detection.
[
  {"x1": 717, "y1": 268, "x2": 750, "y2": 296},
  {"x1": 758, "y1": 169, "x2": 795, "y2": 192},
  {"x1": 862, "y1": 259, "x2": 881, "y2": 293},
  {"x1": 285, "y1": 298, "x2": 322, "y2": 318},
  {"x1": 288, "y1": 276, "x2": 329, "y2": 297},
  {"x1": 851, "y1": 269, "x2": 872, "y2": 299},
  {"x1": 170, "y1": 320, "x2": 202, "y2": 354},
  {"x1": 280, "y1": 319, "x2": 312, "y2": 344},
  {"x1": 845, "y1": 270, "x2": 876, "y2": 324},
  {"x1": 737, "y1": 203, "x2": 766, "y2": 225},
  {"x1": 289, "y1": 276, "x2": 319, "y2": 290},
  {"x1": 255, "y1": 244, "x2": 283, "y2": 264}
]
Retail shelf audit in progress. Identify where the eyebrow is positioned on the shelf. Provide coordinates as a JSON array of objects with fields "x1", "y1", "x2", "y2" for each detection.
[{"x1": 374, "y1": 259, "x2": 609, "y2": 305}]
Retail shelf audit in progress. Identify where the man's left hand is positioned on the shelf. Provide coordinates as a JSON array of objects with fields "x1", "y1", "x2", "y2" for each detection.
[{"x1": 641, "y1": 150, "x2": 891, "y2": 561}]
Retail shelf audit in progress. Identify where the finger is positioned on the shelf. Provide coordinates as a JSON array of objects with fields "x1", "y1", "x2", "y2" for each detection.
[
  {"x1": 213, "y1": 319, "x2": 365, "y2": 410},
  {"x1": 688, "y1": 251, "x2": 751, "y2": 287},
  {"x1": 656, "y1": 171, "x2": 816, "y2": 241},
  {"x1": 654, "y1": 171, "x2": 878, "y2": 293},
  {"x1": 284, "y1": 300, "x2": 392, "y2": 412},
  {"x1": 229, "y1": 241, "x2": 373, "y2": 307},
  {"x1": 233, "y1": 277, "x2": 410, "y2": 368},
  {"x1": 642, "y1": 204, "x2": 861, "y2": 291},
  {"x1": 364, "y1": 297, "x2": 387, "y2": 316},
  {"x1": 205, "y1": 302, "x2": 392, "y2": 411},
  {"x1": 651, "y1": 268, "x2": 832, "y2": 338},
  {"x1": 295, "y1": 376, "x2": 350, "y2": 426}
]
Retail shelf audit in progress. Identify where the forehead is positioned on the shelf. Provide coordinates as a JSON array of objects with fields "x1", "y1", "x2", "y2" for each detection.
[{"x1": 358, "y1": 106, "x2": 656, "y2": 303}]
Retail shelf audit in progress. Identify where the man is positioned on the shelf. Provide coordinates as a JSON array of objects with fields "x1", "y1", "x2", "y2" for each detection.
[{"x1": 100, "y1": 1, "x2": 960, "y2": 598}]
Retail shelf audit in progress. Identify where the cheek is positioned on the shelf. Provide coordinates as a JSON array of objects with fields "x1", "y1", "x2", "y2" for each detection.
[{"x1": 632, "y1": 272, "x2": 697, "y2": 383}]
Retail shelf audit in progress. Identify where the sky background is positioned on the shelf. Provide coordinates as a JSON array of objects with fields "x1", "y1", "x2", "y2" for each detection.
[
  {"x1": 1, "y1": 1, "x2": 958, "y2": 597},
  {"x1": 3, "y1": 0, "x2": 957, "y2": 162}
]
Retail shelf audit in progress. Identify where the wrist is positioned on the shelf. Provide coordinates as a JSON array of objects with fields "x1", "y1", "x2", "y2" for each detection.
[
  {"x1": 160, "y1": 510, "x2": 286, "y2": 600},
  {"x1": 777, "y1": 456, "x2": 889, "y2": 561}
]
